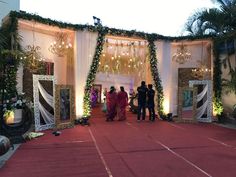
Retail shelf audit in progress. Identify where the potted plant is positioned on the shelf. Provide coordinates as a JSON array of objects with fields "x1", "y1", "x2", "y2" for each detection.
[{"x1": 2, "y1": 93, "x2": 27, "y2": 125}]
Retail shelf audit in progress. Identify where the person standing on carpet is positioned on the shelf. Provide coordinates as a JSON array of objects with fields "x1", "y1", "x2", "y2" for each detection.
[
  {"x1": 147, "y1": 84, "x2": 155, "y2": 121},
  {"x1": 117, "y1": 86, "x2": 128, "y2": 121},
  {"x1": 106, "y1": 86, "x2": 117, "y2": 121},
  {"x1": 137, "y1": 81, "x2": 148, "y2": 121}
]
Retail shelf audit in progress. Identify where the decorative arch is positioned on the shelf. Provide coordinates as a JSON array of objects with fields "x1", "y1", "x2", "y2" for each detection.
[{"x1": 82, "y1": 31, "x2": 164, "y2": 119}]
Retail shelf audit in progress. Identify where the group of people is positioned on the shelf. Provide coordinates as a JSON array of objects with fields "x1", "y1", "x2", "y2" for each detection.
[
  {"x1": 102, "y1": 80, "x2": 156, "y2": 122},
  {"x1": 137, "y1": 81, "x2": 156, "y2": 122},
  {"x1": 105, "y1": 86, "x2": 128, "y2": 121}
]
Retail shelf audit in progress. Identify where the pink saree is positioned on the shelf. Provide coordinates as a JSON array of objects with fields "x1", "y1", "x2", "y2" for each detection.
[
  {"x1": 117, "y1": 91, "x2": 128, "y2": 121},
  {"x1": 106, "y1": 92, "x2": 117, "y2": 121}
]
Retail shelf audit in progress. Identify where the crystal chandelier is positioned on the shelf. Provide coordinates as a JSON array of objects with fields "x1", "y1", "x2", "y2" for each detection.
[
  {"x1": 172, "y1": 43, "x2": 191, "y2": 64},
  {"x1": 20, "y1": 22, "x2": 45, "y2": 72},
  {"x1": 49, "y1": 32, "x2": 72, "y2": 57},
  {"x1": 192, "y1": 61, "x2": 211, "y2": 79},
  {"x1": 191, "y1": 42, "x2": 211, "y2": 79}
]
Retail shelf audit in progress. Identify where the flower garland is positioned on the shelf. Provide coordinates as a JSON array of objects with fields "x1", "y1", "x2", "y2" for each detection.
[{"x1": 147, "y1": 38, "x2": 164, "y2": 115}]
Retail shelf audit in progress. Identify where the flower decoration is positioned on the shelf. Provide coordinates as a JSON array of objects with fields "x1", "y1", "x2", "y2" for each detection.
[{"x1": 2, "y1": 93, "x2": 31, "y2": 112}]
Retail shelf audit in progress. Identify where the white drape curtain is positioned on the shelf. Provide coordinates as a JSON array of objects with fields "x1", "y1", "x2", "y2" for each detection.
[
  {"x1": 154, "y1": 41, "x2": 172, "y2": 114},
  {"x1": 74, "y1": 31, "x2": 98, "y2": 117},
  {"x1": 38, "y1": 82, "x2": 54, "y2": 107},
  {"x1": 197, "y1": 85, "x2": 207, "y2": 102},
  {"x1": 196, "y1": 101, "x2": 208, "y2": 119},
  {"x1": 38, "y1": 82, "x2": 54, "y2": 124},
  {"x1": 196, "y1": 85, "x2": 208, "y2": 119},
  {"x1": 39, "y1": 102, "x2": 54, "y2": 124}
]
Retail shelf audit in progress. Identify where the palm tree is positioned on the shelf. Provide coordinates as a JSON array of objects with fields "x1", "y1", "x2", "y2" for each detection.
[
  {"x1": 185, "y1": 0, "x2": 236, "y2": 106},
  {"x1": 185, "y1": 0, "x2": 236, "y2": 36}
]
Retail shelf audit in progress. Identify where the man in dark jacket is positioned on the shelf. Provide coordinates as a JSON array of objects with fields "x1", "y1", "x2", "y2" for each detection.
[{"x1": 137, "y1": 81, "x2": 148, "y2": 121}]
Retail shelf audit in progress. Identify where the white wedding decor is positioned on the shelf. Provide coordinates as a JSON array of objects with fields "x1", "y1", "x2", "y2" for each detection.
[
  {"x1": 33, "y1": 75, "x2": 56, "y2": 131},
  {"x1": 189, "y1": 80, "x2": 212, "y2": 122}
]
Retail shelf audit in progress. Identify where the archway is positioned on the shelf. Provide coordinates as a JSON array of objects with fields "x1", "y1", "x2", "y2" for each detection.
[
  {"x1": 89, "y1": 35, "x2": 153, "y2": 115},
  {"x1": 82, "y1": 32, "x2": 164, "y2": 119}
]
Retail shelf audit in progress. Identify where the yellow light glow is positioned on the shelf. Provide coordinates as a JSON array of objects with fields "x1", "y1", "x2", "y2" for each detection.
[
  {"x1": 213, "y1": 109, "x2": 217, "y2": 117},
  {"x1": 163, "y1": 99, "x2": 170, "y2": 114},
  {"x1": 76, "y1": 92, "x2": 84, "y2": 118}
]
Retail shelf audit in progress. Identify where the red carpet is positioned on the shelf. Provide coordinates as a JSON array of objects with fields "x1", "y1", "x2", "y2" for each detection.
[
  {"x1": 0, "y1": 126, "x2": 108, "y2": 177},
  {"x1": 1, "y1": 106, "x2": 236, "y2": 177}
]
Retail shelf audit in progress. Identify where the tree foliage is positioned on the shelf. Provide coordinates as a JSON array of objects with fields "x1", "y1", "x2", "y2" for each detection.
[{"x1": 185, "y1": 0, "x2": 236, "y2": 36}]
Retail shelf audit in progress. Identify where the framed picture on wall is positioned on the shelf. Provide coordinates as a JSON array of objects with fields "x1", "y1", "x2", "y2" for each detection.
[{"x1": 55, "y1": 85, "x2": 75, "y2": 129}]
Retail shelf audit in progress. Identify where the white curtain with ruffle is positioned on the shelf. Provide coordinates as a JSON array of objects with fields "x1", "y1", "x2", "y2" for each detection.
[
  {"x1": 196, "y1": 85, "x2": 208, "y2": 119},
  {"x1": 39, "y1": 102, "x2": 54, "y2": 124},
  {"x1": 38, "y1": 82, "x2": 54, "y2": 106},
  {"x1": 74, "y1": 31, "x2": 98, "y2": 118}
]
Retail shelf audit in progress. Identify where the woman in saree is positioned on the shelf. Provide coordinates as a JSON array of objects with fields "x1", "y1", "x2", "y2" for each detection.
[
  {"x1": 117, "y1": 86, "x2": 128, "y2": 121},
  {"x1": 106, "y1": 86, "x2": 117, "y2": 121}
]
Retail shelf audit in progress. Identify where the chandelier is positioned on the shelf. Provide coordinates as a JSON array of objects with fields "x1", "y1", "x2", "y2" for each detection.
[
  {"x1": 22, "y1": 45, "x2": 45, "y2": 72},
  {"x1": 172, "y1": 43, "x2": 191, "y2": 64},
  {"x1": 191, "y1": 42, "x2": 211, "y2": 79},
  {"x1": 192, "y1": 61, "x2": 211, "y2": 79},
  {"x1": 19, "y1": 22, "x2": 45, "y2": 73},
  {"x1": 49, "y1": 32, "x2": 72, "y2": 57}
]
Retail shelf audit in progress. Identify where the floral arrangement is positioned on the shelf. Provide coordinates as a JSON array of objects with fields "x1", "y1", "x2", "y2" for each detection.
[
  {"x1": 2, "y1": 93, "x2": 32, "y2": 124},
  {"x1": 3, "y1": 93, "x2": 26, "y2": 111}
]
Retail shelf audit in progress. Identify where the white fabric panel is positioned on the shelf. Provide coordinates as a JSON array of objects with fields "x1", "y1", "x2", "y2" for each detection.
[
  {"x1": 39, "y1": 102, "x2": 54, "y2": 124},
  {"x1": 155, "y1": 41, "x2": 173, "y2": 114},
  {"x1": 196, "y1": 101, "x2": 208, "y2": 119},
  {"x1": 197, "y1": 85, "x2": 208, "y2": 102},
  {"x1": 95, "y1": 72, "x2": 134, "y2": 99},
  {"x1": 74, "y1": 31, "x2": 98, "y2": 117},
  {"x1": 38, "y1": 82, "x2": 54, "y2": 107}
]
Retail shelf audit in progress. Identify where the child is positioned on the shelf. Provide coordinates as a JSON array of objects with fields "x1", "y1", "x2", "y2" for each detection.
[{"x1": 102, "y1": 98, "x2": 107, "y2": 113}]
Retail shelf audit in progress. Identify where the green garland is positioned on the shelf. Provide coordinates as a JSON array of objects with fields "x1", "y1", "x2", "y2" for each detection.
[
  {"x1": 8, "y1": 10, "x2": 225, "y2": 118},
  {"x1": 212, "y1": 39, "x2": 223, "y2": 115},
  {"x1": 147, "y1": 38, "x2": 164, "y2": 115},
  {"x1": 83, "y1": 29, "x2": 106, "y2": 117},
  {"x1": 0, "y1": 50, "x2": 22, "y2": 100},
  {"x1": 82, "y1": 32, "x2": 164, "y2": 117},
  {"x1": 0, "y1": 14, "x2": 22, "y2": 101},
  {"x1": 9, "y1": 11, "x2": 214, "y2": 42}
]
